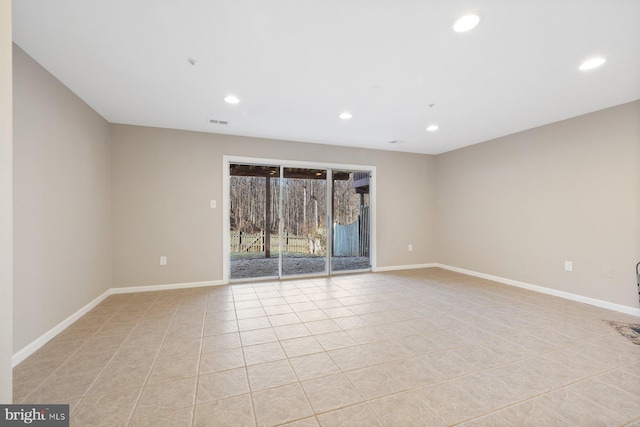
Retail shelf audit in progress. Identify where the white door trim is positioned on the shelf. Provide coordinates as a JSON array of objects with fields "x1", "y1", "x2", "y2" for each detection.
[{"x1": 222, "y1": 155, "x2": 376, "y2": 283}]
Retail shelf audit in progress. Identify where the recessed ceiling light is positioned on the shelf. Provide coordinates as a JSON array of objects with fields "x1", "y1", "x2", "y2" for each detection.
[
  {"x1": 339, "y1": 112, "x2": 353, "y2": 120},
  {"x1": 224, "y1": 95, "x2": 240, "y2": 104},
  {"x1": 579, "y1": 57, "x2": 606, "y2": 71},
  {"x1": 426, "y1": 124, "x2": 439, "y2": 132},
  {"x1": 453, "y1": 14, "x2": 480, "y2": 32}
]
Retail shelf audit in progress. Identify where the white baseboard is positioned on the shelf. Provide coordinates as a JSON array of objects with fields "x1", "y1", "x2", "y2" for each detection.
[
  {"x1": 14, "y1": 266, "x2": 639, "y2": 367},
  {"x1": 111, "y1": 280, "x2": 226, "y2": 294},
  {"x1": 434, "y1": 263, "x2": 640, "y2": 318},
  {"x1": 373, "y1": 263, "x2": 437, "y2": 272},
  {"x1": 12, "y1": 279, "x2": 226, "y2": 367},
  {"x1": 12, "y1": 289, "x2": 112, "y2": 367}
]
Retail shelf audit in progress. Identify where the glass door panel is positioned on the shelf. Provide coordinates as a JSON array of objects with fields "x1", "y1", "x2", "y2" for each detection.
[
  {"x1": 229, "y1": 163, "x2": 280, "y2": 280},
  {"x1": 281, "y1": 167, "x2": 328, "y2": 277},
  {"x1": 331, "y1": 171, "x2": 371, "y2": 272},
  {"x1": 229, "y1": 163, "x2": 371, "y2": 280}
]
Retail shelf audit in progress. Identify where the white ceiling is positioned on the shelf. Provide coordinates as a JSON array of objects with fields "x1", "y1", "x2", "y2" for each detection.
[{"x1": 12, "y1": 0, "x2": 640, "y2": 154}]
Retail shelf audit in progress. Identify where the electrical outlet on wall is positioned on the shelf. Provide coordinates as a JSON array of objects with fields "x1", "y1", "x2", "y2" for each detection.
[
  {"x1": 408, "y1": 244, "x2": 413, "y2": 252},
  {"x1": 564, "y1": 261, "x2": 572, "y2": 272},
  {"x1": 160, "y1": 256, "x2": 167, "y2": 266}
]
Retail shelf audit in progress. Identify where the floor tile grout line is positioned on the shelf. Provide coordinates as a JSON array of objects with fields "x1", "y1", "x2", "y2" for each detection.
[
  {"x1": 324, "y1": 356, "x2": 387, "y2": 424},
  {"x1": 72, "y1": 304, "x2": 150, "y2": 419},
  {"x1": 413, "y1": 357, "x2": 638, "y2": 427},
  {"x1": 247, "y1": 280, "x2": 362, "y2": 425},
  {"x1": 274, "y1": 296, "x2": 634, "y2": 424},
  {"x1": 445, "y1": 376, "x2": 577, "y2": 426},
  {"x1": 189, "y1": 289, "x2": 211, "y2": 427},
  {"x1": 624, "y1": 414, "x2": 640, "y2": 427},
  {"x1": 18, "y1": 306, "x2": 125, "y2": 404},
  {"x1": 14, "y1": 271, "x2": 640, "y2": 426},
  {"x1": 233, "y1": 288, "x2": 260, "y2": 427},
  {"x1": 363, "y1": 388, "x2": 449, "y2": 427},
  {"x1": 280, "y1": 327, "x2": 363, "y2": 421},
  {"x1": 123, "y1": 292, "x2": 183, "y2": 426}
]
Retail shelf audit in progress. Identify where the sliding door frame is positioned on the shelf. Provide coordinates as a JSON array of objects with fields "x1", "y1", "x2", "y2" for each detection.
[{"x1": 223, "y1": 155, "x2": 376, "y2": 283}]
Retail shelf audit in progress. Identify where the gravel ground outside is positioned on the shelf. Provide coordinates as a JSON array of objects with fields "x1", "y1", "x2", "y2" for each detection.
[{"x1": 230, "y1": 255, "x2": 370, "y2": 279}]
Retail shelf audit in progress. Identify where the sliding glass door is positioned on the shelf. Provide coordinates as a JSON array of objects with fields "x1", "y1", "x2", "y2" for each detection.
[
  {"x1": 228, "y1": 161, "x2": 371, "y2": 281},
  {"x1": 229, "y1": 164, "x2": 280, "y2": 280},
  {"x1": 281, "y1": 168, "x2": 328, "y2": 277},
  {"x1": 331, "y1": 171, "x2": 371, "y2": 272}
]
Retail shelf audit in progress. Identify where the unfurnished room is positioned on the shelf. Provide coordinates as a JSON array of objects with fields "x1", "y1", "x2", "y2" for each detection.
[{"x1": 1, "y1": 0, "x2": 640, "y2": 426}]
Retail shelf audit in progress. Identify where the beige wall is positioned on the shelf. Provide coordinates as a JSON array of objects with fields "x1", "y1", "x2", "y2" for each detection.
[
  {"x1": 436, "y1": 101, "x2": 640, "y2": 308},
  {"x1": 10, "y1": 36, "x2": 639, "y2": 369},
  {"x1": 111, "y1": 125, "x2": 437, "y2": 287},
  {"x1": 0, "y1": 0, "x2": 13, "y2": 402},
  {"x1": 13, "y1": 46, "x2": 112, "y2": 352}
]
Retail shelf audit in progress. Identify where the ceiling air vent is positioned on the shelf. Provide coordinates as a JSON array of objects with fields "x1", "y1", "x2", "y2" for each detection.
[{"x1": 209, "y1": 119, "x2": 228, "y2": 125}]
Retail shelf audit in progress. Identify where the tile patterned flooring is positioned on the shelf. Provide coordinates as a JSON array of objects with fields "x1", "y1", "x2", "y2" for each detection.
[{"x1": 13, "y1": 268, "x2": 640, "y2": 426}]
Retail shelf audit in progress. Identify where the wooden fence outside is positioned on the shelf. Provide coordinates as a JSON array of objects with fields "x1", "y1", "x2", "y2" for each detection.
[
  {"x1": 231, "y1": 207, "x2": 369, "y2": 257},
  {"x1": 333, "y1": 206, "x2": 370, "y2": 257},
  {"x1": 359, "y1": 206, "x2": 370, "y2": 257},
  {"x1": 333, "y1": 221, "x2": 359, "y2": 257},
  {"x1": 231, "y1": 231, "x2": 311, "y2": 254}
]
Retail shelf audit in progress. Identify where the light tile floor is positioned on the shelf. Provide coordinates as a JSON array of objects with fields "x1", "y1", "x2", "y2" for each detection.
[{"x1": 13, "y1": 268, "x2": 640, "y2": 426}]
